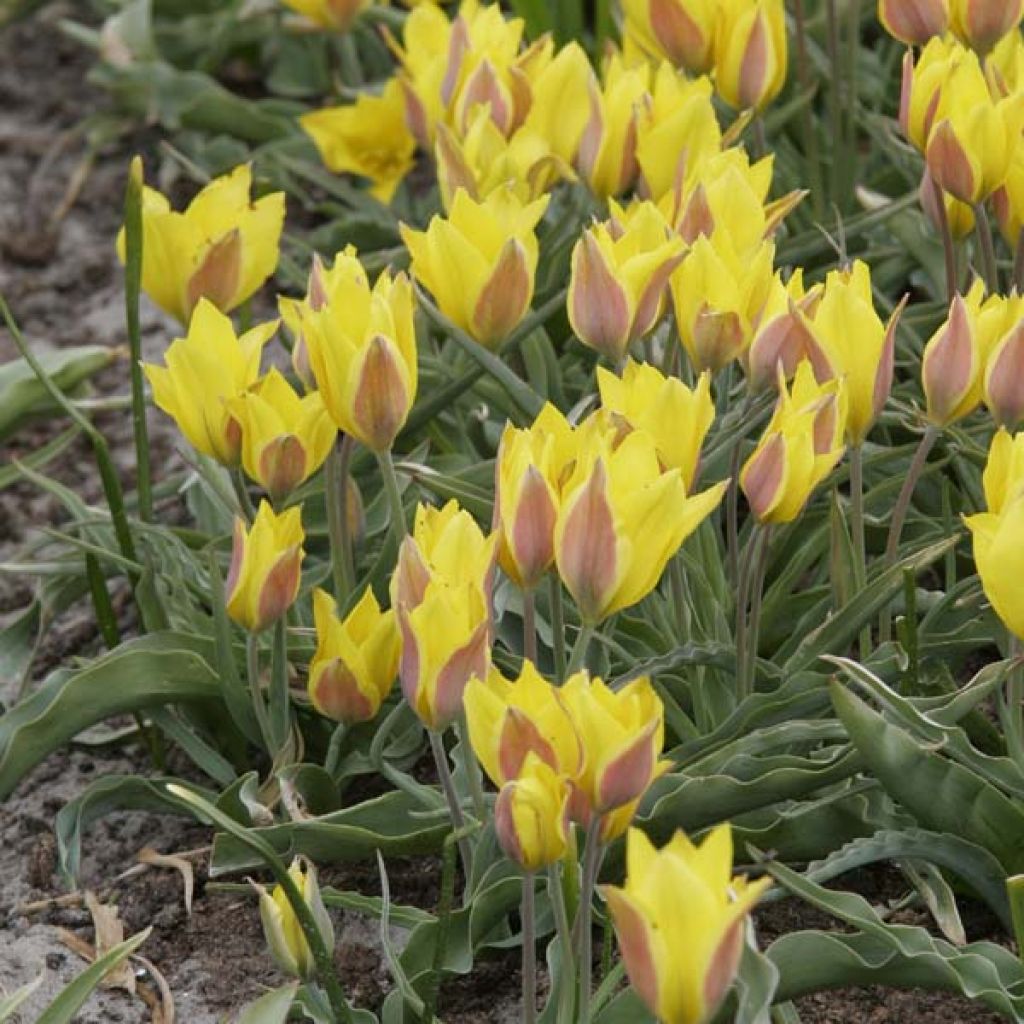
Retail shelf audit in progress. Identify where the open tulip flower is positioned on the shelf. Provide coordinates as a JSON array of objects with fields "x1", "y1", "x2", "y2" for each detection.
[
  {"x1": 117, "y1": 163, "x2": 285, "y2": 325},
  {"x1": 604, "y1": 825, "x2": 770, "y2": 1024}
]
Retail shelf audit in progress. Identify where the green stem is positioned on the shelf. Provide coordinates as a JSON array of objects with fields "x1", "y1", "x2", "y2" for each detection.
[
  {"x1": 429, "y1": 729, "x2": 474, "y2": 890},
  {"x1": 246, "y1": 633, "x2": 273, "y2": 750},
  {"x1": 1008, "y1": 874, "x2": 1024, "y2": 965},
  {"x1": 457, "y1": 711, "x2": 487, "y2": 823},
  {"x1": 845, "y1": 0, "x2": 860, "y2": 198},
  {"x1": 1014, "y1": 231, "x2": 1024, "y2": 294},
  {"x1": 1007, "y1": 635, "x2": 1024, "y2": 766},
  {"x1": 522, "y1": 587, "x2": 538, "y2": 664},
  {"x1": 849, "y1": 445, "x2": 872, "y2": 659},
  {"x1": 232, "y1": 469, "x2": 255, "y2": 522},
  {"x1": 324, "y1": 722, "x2": 347, "y2": 777},
  {"x1": 791, "y1": 0, "x2": 824, "y2": 219},
  {"x1": 326, "y1": 435, "x2": 356, "y2": 601},
  {"x1": 522, "y1": 872, "x2": 537, "y2": 1024},
  {"x1": 377, "y1": 448, "x2": 408, "y2": 545},
  {"x1": 269, "y1": 617, "x2": 291, "y2": 754},
  {"x1": 576, "y1": 819, "x2": 602, "y2": 1024},
  {"x1": 742, "y1": 526, "x2": 771, "y2": 699},
  {"x1": 931, "y1": 176, "x2": 958, "y2": 304},
  {"x1": 826, "y1": 0, "x2": 843, "y2": 205},
  {"x1": 547, "y1": 863, "x2": 576, "y2": 1024},
  {"x1": 567, "y1": 623, "x2": 595, "y2": 676},
  {"x1": 975, "y1": 202, "x2": 1001, "y2": 294},
  {"x1": 550, "y1": 576, "x2": 567, "y2": 682}
]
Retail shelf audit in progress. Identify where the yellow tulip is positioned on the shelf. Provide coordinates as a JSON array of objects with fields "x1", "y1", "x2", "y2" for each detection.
[
  {"x1": 520, "y1": 41, "x2": 594, "y2": 165},
  {"x1": 965, "y1": 487, "x2": 1024, "y2": 639},
  {"x1": 226, "y1": 501, "x2": 305, "y2": 633},
  {"x1": 989, "y1": 26, "x2": 1024, "y2": 93},
  {"x1": 741, "y1": 360, "x2": 848, "y2": 524},
  {"x1": 568, "y1": 201, "x2": 685, "y2": 363},
  {"x1": 802, "y1": 260, "x2": 904, "y2": 446},
  {"x1": 951, "y1": 0, "x2": 1024, "y2": 55},
  {"x1": 495, "y1": 753, "x2": 571, "y2": 871},
  {"x1": 878, "y1": 0, "x2": 949, "y2": 44},
  {"x1": 301, "y1": 78, "x2": 417, "y2": 204},
  {"x1": 300, "y1": 250, "x2": 417, "y2": 453},
  {"x1": 622, "y1": 0, "x2": 717, "y2": 74},
  {"x1": 308, "y1": 587, "x2": 399, "y2": 724},
  {"x1": 495, "y1": 405, "x2": 577, "y2": 590},
  {"x1": 281, "y1": 0, "x2": 369, "y2": 30},
  {"x1": 228, "y1": 369, "x2": 336, "y2": 502},
  {"x1": 401, "y1": 186, "x2": 548, "y2": 349},
  {"x1": 670, "y1": 235, "x2": 776, "y2": 374},
  {"x1": 117, "y1": 163, "x2": 285, "y2": 325},
  {"x1": 554, "y1": 426, "x2": 726, "y2": 623},
  {"x1": 981, "y1": 427, "x2": 1024, "y2": 515},
  {"x1": 143, "y1": 299, "x2": 278, "y2": 466},
  {"x1": 993, "y1": 144, "x2": 1024, "y2": 246},
  {"x1": 560, "y1": 672, "x2": 670, "y2": 841},
  {"x1": 597, "y1": 360, "x2": 714, "y2": 491},
  {"x1": 899, "y1": 35, "x2": 962, "y2": 152},
  {"x1": 256, "y1": 857, "x2": 334, "y2": 981},
  {"x1": 463, "y1": 660, "x2": 582, "y2": 788},
  {"x1": 713, "y1": 0, "x2": 787, "y2": 112},
  {"x1": 984, "y1": 307, "x2": 1024, "y2": 427},
  {"x1": 603, "y1": 825, "x2": 770, "y2": 1024}
]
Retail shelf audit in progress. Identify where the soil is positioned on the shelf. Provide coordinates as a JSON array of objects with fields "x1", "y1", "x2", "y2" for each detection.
[{"x1": 0, "y1": 5, "x2": 1017, "y2": 1023}]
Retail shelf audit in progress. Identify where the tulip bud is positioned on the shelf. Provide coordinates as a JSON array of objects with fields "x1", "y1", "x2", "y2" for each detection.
[
  {"x1": 226, "y1": 502, "x2": 305, "y2": 633},
  {"x1": 921, "y1": 290, "x2": 986, "y2": 426},
  {"x1": 952, "y1": 0, "x2": 1024, "y2": 56},
  {"x1": 494, "y1": 754, "x2": 571, "y2": 872},
  {"x1": 622, "y1": 0, "x2": 716, "y2": 74},
  {"x1": 745, "y1": 270, "x2": 824, "y2": 392},
  {"x1": 256, "y1": 857, "x2": 334, "y2": 981},
  {"x1": 713, "y1": 0, "x2": 788, "y2": 112},
  {"x1": 985, "y1": 318, "x2": 1024, "y2": 427},
  {"x1": 308, "y1": 588, "x2": 400, "y2": 724},
  {"x1": 878, "y1": 0, "x2": 950, "y2": 45}
]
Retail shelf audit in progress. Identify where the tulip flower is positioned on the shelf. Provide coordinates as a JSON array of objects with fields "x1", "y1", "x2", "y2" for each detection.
[
  {"x1": 878, "y1": 0, "x2": 950, "y2": 45},
  {"x1": 981, "y1": 427, "x2": 1024, "y2": 514},
  {"x1": 226, "y1": 501, "x2": 305, "y2": 633},
  {"x1": 568, "y1": 201, "x2": 685, "y2": 363},
  {"x1": 308, "y1": 588, "x2": 400, "y2": 724},
  {"x1": 985, "y1": 313, "x2": 1024, "y2": 427},
  {"x1": 495, "y1": 753, "x2": 571, "y2": 871},
  {"x1": 301, "y1": 251, "x2": 417, "y2": 453},
  {"x1": 597, "y1": 360, "x2": 714, "y2": 490},
  {"x1": 920, "y1": 167, "x2": 976, "y2": 240},
  {"x1": 401, "y1": 186, "x2": 548, "y2": 349},
  {"x1": 993, "y1": 146, "x2": 1024, "y2": 247},
  {"x1": 966, "y1": 495, "x2": 1024, "y2": 638},
  {"x1": 604, "y1": 826, "x2": 770, "y2": 1024},
  {"x1": 670, "y1": 235, "x2": 777, "y2": 374},
  {"x1": 899, "y1": 36, "x2": 961, "y2": 152},
  {"x1": 494, "y1": 405, "x2": 577, "y2": 590},
  {"x1": 463, "y1": 660, "x2": 582, "y2": 787},
  {"x1": 520, "y1": 40, "x2": 594, "y2": 164},
  {"x1": 560, "y1": 672, "x2": 671, "y2": 841},
  {"x1": 802, "y1": 260, "x2": 904, "y2": 446},
  {"x1": 117, "y1": 163, "x2": 285, "y2": 325},
  {"x1": 622, "y1": 0, "x2": 717, "y2": 74},
  {"x1": 555, "y1": 427, "x2": 726, "y2": 623},
  {"x1": 713, "y1": 0, "x2": 788, "y2": 112},
  {"x1": 576, "y1": 53, "x2": 649, "y2": 199},
  {"x1": 302, "y1": 79, "x2": 417, "y2": 204},
  {"x1": 143, "y1": 299, "x2": 278, "y2": 466},
  {"x1": 951, "y1": 0, "x2": 1024, "y2": 55},
  {"x1": 228, "y1": 369, "x2": 336, "y2": 502},
  {"x1": 256, "y1": 857, "x2": 334, "y2": 982},
  {"x1": 281, "y1": 0, "x2": 369, "y2": 30},
  {"x1": 741, "y1": 361, "x2": 848, "y2": 524}
]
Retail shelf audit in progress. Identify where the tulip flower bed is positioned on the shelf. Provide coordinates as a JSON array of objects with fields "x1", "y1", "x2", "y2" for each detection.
[{"x1": 9, "y1": 0, "x2": 1024, "y2": 1021}]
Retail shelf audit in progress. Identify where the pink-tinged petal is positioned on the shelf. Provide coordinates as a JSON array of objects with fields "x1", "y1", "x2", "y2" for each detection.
[
  {"x1": 748, "y1": 308, "x2": 818, "y2": 391},
  {"x1": 603, "y1": 887, "x2": 661, "y2": 1017},
  {"x1": 881, "y1": 0, "x2": 947, "y2": 43},
  {"x1": 873, "y1": 294, "x2": 907, "y2": 421},
  {"x1": 988, "y1": 324, "x2": 1024, "y2": 427},
  {"x1": 629, "y1": 249, "x2": 685, "y2": 342},
  {"x1": 927, "y1": 122, "x2": 977, "y2": 204},
  {"x1": 459, "y1": 60, "x2": 511, "y2": 134},
  {"x1": 616, "y1": 110, "x2": 640, "y2": 195},
  {"x1": 308, "y1": 253, "x2": 329, "y2": 311},
  {"x1": 924, "y1": 293, "x2": 973, "y2": 423},
  {"x1": 393, "y1": 537, "x2": 431, "y2": 609},
  {"x1": 352, "y1": 335, "x2": 409, "y2": 452},
  {"x1": 186, "y1": 229, "x2": 242, "y2": 318},
  {"x1": 498, "y1": 707, "x2": 558, "y2": 782},
  {"x1": 226, "y1": 517, "x2": 247, "y2": 602},
  {"x1": 743, "y1": 433, "x2": 786, "y2": 522},
  {"x1": 693, "y1": 308, "x2": 744, "y2": 373},
  {"x1": 494, "y1": 783, "x2": 524, "y2": 864},
  {"x1": 472, "y1": 239, "x2": 531, "y2": 347},
  {"x1": 703, "y1": 918, "x2": 745, "y2": 1015},
  {"x1": 509, "y1": 465, "x2": 557, "y2": 587},
  {"x1": 507, "y1": 66, "x2": 533, "y2": 133},
  {"x1": 397, "y1": 606, "x2": 422, "y2": 708},
  {"x1": 898, "y1": 51, "x2": 914, "y2": 138},
  {"x1": 260, "y1": 435, "x2": 308, "y2": 501},
  {"x1": 576, "y1": 80, "x2": 604, "y2": 183},
  {"x1": 256, "y1": 546, "x2": 302, "y2": 631},
  {"x1": 436, "y1": 124, "x2": 478, "y2": 203},
  {"x1": 311, "y1": 660, "x2": 376, "y2": 723},
  {"x1": 812, "y1": 395, "x2": 840, "y2": 456},
  {"x1": 566, "y1": 779, "x2": 594, "y2": 828},
  {"x1": 441, "y1": 17, "x2": 469, "y2": 106},
  {"x1": 597, "y1": 720, "x2": 657, "y2": 811},
  {"x1": 432, "y1": 618, "x2": 490, "y2": 730},
  {"x1": 400, "y1": 78, "x2": 431, "y2": 150},
  {"x1": 677, "y1": 183, "x2": 715, "y2": 244},
  {"x1": 738, "y1": 12, "x2": 769, "y2": 111},
  {"x1": 650, "y1": 0, "x2": 707, "y2": 70},
  {"x1": 570, "y1": 233, "x2": 631, "y2": 360}
]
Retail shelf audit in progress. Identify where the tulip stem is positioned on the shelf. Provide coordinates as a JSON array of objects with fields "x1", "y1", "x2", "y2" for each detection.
[
  {"x1": 1014, "y1": 232, "x2": 1024, "y2": 294},
  {"x1": 547, "y1": 864, "x2": 576, "y2": 1024},
  {"x1": 246, "y1": 633, "x2": 273, "y2": 751},
  {"x1": 231, "y1": 470, "x2": 255, "y2": 522},
  {"x1": 726, "y1": 393, "x2": 752, "y2": 588},
  {"x1": 326, "y1": 435, "x2": 356, "y2": 601},
  {"x1": 377, "y1": 448, "x2": 408, "y2": 543},
  {"x1": 930, "y1": 177, "x2": 958, "y2": 305},
  {"x1": 848, "y1": 445, "x2": 872, "y2": 659},
  {"x1": 523, "y1": 588, "x2": 538, "y2": 664},
  {"x1": 324, "y1": 723, "x2": 347, "y2": 777},
  {"x1": 576, "y1": 819, "x2": 602, "y2": 1024},
  {"x1": 737, "y1": 524, "x2": 770, "y2": 700},
  {"x1": 881, "y1": 425, "x2": 939, "y2": 642},
  {"x1": 457, "y1": 711, "x2": 488, "y2": 823},
  {"x1": 1006, "y1": 635, "x2": 1024, "y2": 766},
  {"x1": 550, "y1": 576, "x2": 567, "y2": 682},
  {"x1": 429, "y1": 729, "x2": 474, "y2": 890},
  {"x1": 567, "y1": 624, "x2": 595, "y2": 676},
  {"x1": 825, "y1": 0, "x2": 843, "y2": 205},
  {"x1": 521, "y1": 873, "x2": 537, "y2": 1024},
  {"x1": 974, "y1": 202, "x2": 1001, "y2": 294},
  {"x1": 791, "y1": 0, "x2": 824, "y2": 220}
]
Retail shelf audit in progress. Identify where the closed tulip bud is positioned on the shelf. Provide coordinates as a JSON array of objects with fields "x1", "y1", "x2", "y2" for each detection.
[
  {"x1": 117, "y1": 163, "x2": 284, "y2": 326},
  {"x1": 879, "y1": 0, "x2": 950, "y2": 45},
  {"x1": 495, "y1": 754, "x2": 571, "y2": 871},
  {"x1": 464, "y1": 661, "x2": 582, "y2": 787},
  {"x1": 622, "y1": 0, "x2": 716, "y2": 73},
  {"x1": 143, "y1": 299, "x2": 277, "y2": 466},
  {"x1": 256, "y1": 857, "x2": 334, "y2": 981},
  {"x1": 228, "y1": 369, "x2": 336, "y2": 502},
  {"x1": 951, "y1": 0, "x2": 1024, "y2": 55},
  {"x1": 308, "y1": 588, "x2": 399, "y2": 724},
  {"x1": 985, "y1": 317, "x2": 1024, "y2": 427},
  {"x1": 226, "y1": 502, "x2": 305, "y2": 633},
  {"x1": 401, "y1": 187, "x2": 548, "y2": 349},
  {"x1": 671, "y1": 235, "x2": 777, "y2": 374},
  {"x1": 281, "y1": 0, "x2": 369, "y2": 31},
  {"x1": 966, "y1": 497, "x2": 1024, "y2": 638},
  {"x1": 568, "y1": 202, "x2": 685, "y2": 363},
  {"x1": 302, "y1": 79, "x2": 416, "y2": 204},
  {"x1": 992, "y1": 146, "x2": 1024, "y2": 246},
  {"x1": 742, "y1": 361, "x2": 848, "y2": 524},
  {"x1": 597, "y1": 360, "x2": 714, "y2": 490},
  {"x1": 603, "y1": 826, "x2": 770, "y2": 1024},
  {"x1": 302, "y1": 252, "x2": 417, "y2": 453},
  {"x1": 713, "y1": 0, "x2": 788, "y2": 112},
  {"x1": 803, "y1": 260, "x2": 905, "y2": 446},
  {"x1": 555, "y1": 427, "x2": 726, "y2": 623},
  {"x1": 576, "y1": 54, "x2": 649, "y2": 199},
  {"x1": 560, "y1": 672, "x2": 671, "y2": 841},
  {"x1": 899, "y1": 36, "x2": 963, "y2": 151},
  {"x1": 920, "y1": 168, "x2": 976, "y2": 240},
  {"x1": 495, "y1": 406, "x2": 576, "y2": 590}
]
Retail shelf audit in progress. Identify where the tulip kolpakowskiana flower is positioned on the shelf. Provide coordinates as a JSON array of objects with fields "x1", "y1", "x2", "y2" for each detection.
[
  {"x1": 741, "y1": 361, "x2": 848, "y2": 524},
  {"x1": 301, "y1": 251, "x2": 417, "y2": 453},
  {"x1": 568, "y1": 201, "x2": 685, "y2": 363},
  {"x1": 878, "y1": 0, "x2": 950, "y2": 45},
  {"x1": 143, "y1": 299, "x2": 277, "y2": 466},
  {"x1": 951, "y1": 0, "x2": 1024, "y2": 55},
  {"x1": 401, "y1": 187, "x2": 548, "y2": 349},
  {"x1": 984, "y1": 309, "x2": 1024, "y2": 428},
  {"x1": 228, "y1": 369, "x2": 336, "y2": 502},
  {"x1": 603, "y1": 825, "x2": 770, "y2": 1024},
  {"x1": 256, "y1": 857, "x2": 334, "y2": 982},
  {"x1": 622, "y1": 0, "x2": 716, "y2": 74},
  {"x1": 226, "y1": 502, "x2": 305, "y2": 633},
  {"x1": 308, "y1": 588, "x2": 400, "y2": 724},
  {"x1": 117, "y1": 163, "x2": 284, "y2": 325},
  {"x1": 495, "y1": 753, "x2": 571, "y2": 871},
  {"x1": 555, "y1": 428, "x2": 726, "y2": 623},
  {"x1": 899, "y1": 36, "x2": 961, "y2": 152},
  {"x1": 981, "y1": 427, "x2": 1024, "y2": 514},
  {"x1": 713, "y1": 0, "x2": 788, "y2": 112},
  {"x1": 281, "y1": 0, "x2": 369, "y2": 30}
]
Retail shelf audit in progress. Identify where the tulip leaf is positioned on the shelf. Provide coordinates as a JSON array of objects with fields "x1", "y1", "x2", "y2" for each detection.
[
  {"x1": 830, "y1": 681, "x2": 1024, "y2": 873},
  {"x1": 0, "y1": 975, "x2": 43, "y2": 1021},
  {"x1": 593, "y1": 990, "x2": 655, "y2": 1023},
  {"x1": 231, "y1": 983, "x2": 299, "y2": 1024}
]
